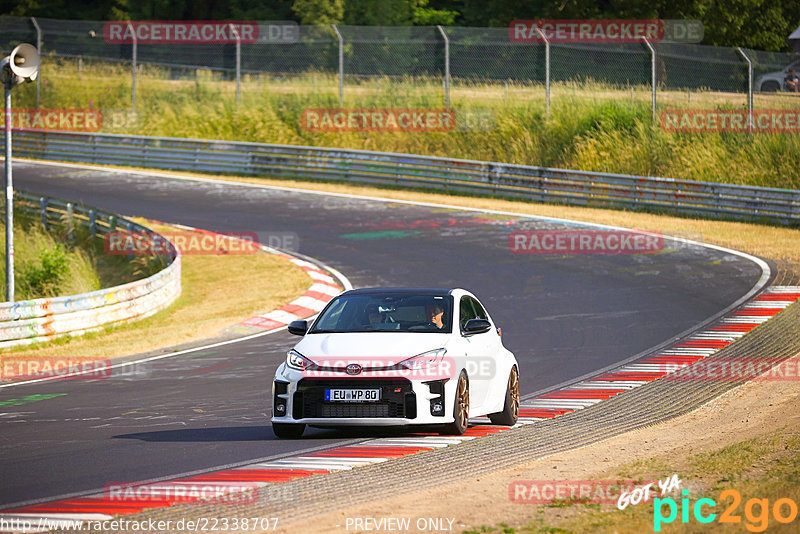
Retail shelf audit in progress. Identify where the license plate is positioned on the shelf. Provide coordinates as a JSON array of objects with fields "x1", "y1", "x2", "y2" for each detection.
[{"x1": 325, "y1": 388, "x2": 381, "y2": 402}]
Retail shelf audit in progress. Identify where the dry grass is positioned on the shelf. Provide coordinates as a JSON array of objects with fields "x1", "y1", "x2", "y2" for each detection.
[{"x1": 0, "y1": 219, "x2": 312, "y2": 360}]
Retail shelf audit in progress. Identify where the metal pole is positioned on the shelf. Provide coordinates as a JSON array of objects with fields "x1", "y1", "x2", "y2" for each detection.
[
  {"x1": 31, "y1": 17, "x2": 41, "y2": 108},
  {"x1": 437, "y1": 25, "x2": 450, "y2": 108},
  {"x1": 536, "y1": 28, "x2": 550, "y2": 115},
  {"x1": 642, "y1": 37, "x2": 656, "y2": 122},
  {"x1": 230, "y1": 23, "x2": 241, "y2": 103},
  {"x1": 4, "y1": 82, "x2": 14, "y2": 302},
  {"x1": 332, "y1": 24, "x2": 343, "y2": 105},
  {"x1": 128, "y1": 22, "x2": 137, "y2": 109},
  {"x1": 737, "y1": 47, "x2": 754, "y2": 133}
]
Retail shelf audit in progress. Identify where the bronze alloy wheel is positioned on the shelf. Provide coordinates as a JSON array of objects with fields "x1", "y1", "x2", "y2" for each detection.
[
  {"x1": 455, "y1": 373, "x2": 469, "y2": 429},
  {"x1": 509, "y1": 366, "x2": 520, "y2": 420},
  {"x1": 442, "y1": 372, "x2": 470, "y2": 435},
  {"x1": 489, "y1": 366, "x2": 519, "y2": 426}
]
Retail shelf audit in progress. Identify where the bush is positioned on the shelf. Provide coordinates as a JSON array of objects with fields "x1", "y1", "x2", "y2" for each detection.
[{"x1": 19, "y1": 244, "x2": 70, "y2": 298}]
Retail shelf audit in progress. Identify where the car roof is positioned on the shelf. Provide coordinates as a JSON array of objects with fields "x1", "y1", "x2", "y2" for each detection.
[{"x1": 343, "y1": 287, "x2": 455, "y2": 296}]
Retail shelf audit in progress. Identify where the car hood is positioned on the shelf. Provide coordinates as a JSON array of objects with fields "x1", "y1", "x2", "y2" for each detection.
[{"x1": 294, "y1": 332, "x2": 450, "y2": 363}]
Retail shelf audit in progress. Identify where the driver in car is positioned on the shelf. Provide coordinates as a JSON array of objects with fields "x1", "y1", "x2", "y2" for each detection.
[{"x1": 425, "y1": 302, "x2": 445, "y2": 329}]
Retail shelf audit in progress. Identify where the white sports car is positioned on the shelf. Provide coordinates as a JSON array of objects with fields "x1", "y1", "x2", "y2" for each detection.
[{"x1": 271, "y1": 287, "x2": 520, "y2": 439}]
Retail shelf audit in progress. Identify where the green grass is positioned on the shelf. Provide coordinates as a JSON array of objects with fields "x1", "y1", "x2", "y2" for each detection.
[
  {"x1": 0, "y1": 214, "x2": 163, "y2": 300},
  {"x1": 11, "y1": 60, "x2": 800, "y2": 190}
]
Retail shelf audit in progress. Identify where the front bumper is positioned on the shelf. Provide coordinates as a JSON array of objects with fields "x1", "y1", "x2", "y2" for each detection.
[{"x1": 271, "y1": 364, "x2": 454, "y2": 426}]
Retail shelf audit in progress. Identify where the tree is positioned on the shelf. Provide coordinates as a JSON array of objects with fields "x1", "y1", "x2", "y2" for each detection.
[
  {"x1": 698, "y1": 0, "x2": 797, "y2": 52},
  {"x1": 413, "y1": 0, "x2": 457, "y2": 25},
  {"x1": 2, "y1": 0, "x2": 798, "y2": 52},
  {"x1": 343, "y1": 0, "x2": 414, "y2": 26},
  {"x1": 292, "y1": 0, "x2": 344, "y2": 25}
]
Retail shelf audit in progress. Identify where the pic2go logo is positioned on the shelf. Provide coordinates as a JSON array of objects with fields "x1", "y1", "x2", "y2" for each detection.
[{"x1": 653, "y1": 489, "x2": 799, "y2": 532}]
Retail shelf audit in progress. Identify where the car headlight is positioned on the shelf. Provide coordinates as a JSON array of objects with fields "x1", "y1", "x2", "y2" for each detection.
[
  {"x1": 397, "y1": 348, "x2": 447, "y2": 370},
  {"x1": 286, "y1": 349, "x2": 315, "y2": 370}
]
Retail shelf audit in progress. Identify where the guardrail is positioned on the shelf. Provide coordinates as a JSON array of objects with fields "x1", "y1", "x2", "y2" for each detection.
[
  {"x1": 0, "y1": 191, "x2": 181, "y2": 349},
  {"x1": 12, "y1": 130, "x2": 800, "y2": 225}
]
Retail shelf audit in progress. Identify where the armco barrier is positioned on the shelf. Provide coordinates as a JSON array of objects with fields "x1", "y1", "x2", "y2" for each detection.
[
  {"x1": 12, "y1": 130, "x2": 800, "y2": 225},
  {"x1": 0, "y1": 192, "x2": 181, "y2": 348}
]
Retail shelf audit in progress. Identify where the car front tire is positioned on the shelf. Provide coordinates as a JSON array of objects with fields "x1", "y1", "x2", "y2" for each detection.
[
  {"x1": 441, "y1": 371, "x2": 469, "y2": 435},
  {"x1": 489, "y1": 366, "x2": 520, "y2": 426},
  {"x1": 272, "y1": 422, "x2": 306, "y2": 439},
  {"x1": 760, "y1": 80, "x2": 780, "y2": 92}
]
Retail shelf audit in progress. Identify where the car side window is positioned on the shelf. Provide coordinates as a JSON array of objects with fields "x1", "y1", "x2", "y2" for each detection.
[
  {"x1": 469, "y1": 297, "x2": 488, "y2": 321},
  {"x1": 460, "y1": 297, "x2": 477, "y2": 330}
]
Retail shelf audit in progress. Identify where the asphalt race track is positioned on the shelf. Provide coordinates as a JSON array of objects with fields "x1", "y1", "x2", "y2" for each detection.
[{"x1": 0, "y1": 161, "x2": 766, "y2": 508}]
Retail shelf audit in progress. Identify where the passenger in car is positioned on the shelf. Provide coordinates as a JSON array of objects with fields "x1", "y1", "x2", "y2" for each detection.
[{"x1": 366, "y1": 303, "x2": 383, "y2": 326}]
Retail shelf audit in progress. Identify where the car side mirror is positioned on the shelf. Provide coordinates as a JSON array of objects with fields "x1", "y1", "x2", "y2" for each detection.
[
  {"x1": 463, "y1": 318, "x2": 492, "y2": 335},
  {"x1": 287, "y1": 320, "x2": 308, "y2": 336}
]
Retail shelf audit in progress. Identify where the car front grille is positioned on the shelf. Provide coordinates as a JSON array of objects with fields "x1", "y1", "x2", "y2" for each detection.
[
  {"x1": 294, "y1": 378, "x2": 416, "y2": 419},
  {"x1": 318, "y1": 403, "x2": 392, "y2": 418}
]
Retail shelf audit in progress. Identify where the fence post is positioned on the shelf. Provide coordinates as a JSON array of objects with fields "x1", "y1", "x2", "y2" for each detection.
[
  {"x1": 125, "y1": 221, "x2": 134, "y2": 261},
  {"x1": 437, "y1": 25, "x2": 450, "y2": 108},
  {"x1": 641, "y1": 37, "x2": 656, "y2": 122},
  {"x1": 89, "y1": 209, "x2": 97, "y2": 237},
  {"x1": 30, "y1": 17, "x2": 41, "y2": 108},
  {"x1": 230, "y1": 23, "x2": 241, "y2": 103},
  {"x1": 66, "y1": 202, "x2": 74, "y2": 241},
  {"x1": 332, "y1": 24, "x2": 344, "y2": 105},
  {"x1": 40, "y1": 197, "x2": 48, "y2": 230},
  {"x1": 535, "y1": 28, "x2": 550, "y2": 115},
  {"x1": 4, "y1": 84, "x2": 13, "y2": 302},
  {"x1": 127, "y1": 22, "x2": 137, "y2": 110},
  {"x1": 737, "y1": 47, "x2": 754, "y2": 133}
]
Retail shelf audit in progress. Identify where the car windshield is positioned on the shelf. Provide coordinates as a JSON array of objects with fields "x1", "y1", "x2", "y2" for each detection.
[{"x1": 310, "y1": 293, "x2": 454, "y2": 333}]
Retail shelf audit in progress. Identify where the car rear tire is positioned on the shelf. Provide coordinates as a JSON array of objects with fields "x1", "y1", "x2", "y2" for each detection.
[
  {"x1": 761, "y1": 80, "x2": 780, "y2": 92},
  {"x1": 441, "y1": 371, "x2": 469, "y2": 435},
  {"x1": 272, "y1": 422, "x2": 306, "y2": 439},
  {"x1": 489, "y1": 366, "x2": 520, "y2": 426}
]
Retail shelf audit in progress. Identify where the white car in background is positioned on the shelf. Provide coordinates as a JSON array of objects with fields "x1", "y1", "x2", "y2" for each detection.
[
  {"x1": 271, "y1": 287, "x2": 519, "y2": 439},
  {"x1": 756, "y1": 58, "x2": 800, "y2": 92}
]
